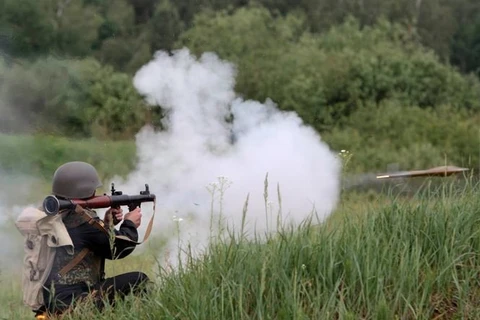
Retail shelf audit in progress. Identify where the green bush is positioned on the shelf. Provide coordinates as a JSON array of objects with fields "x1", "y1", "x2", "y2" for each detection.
[
  {"x1": 178, "y1": 10, "x2": 480, "y2": 132},
  {"x1": 323, "y1": 102, "x2": 480, "y2": 173},
  {"x1": 76, "y1": 59, "x2": 150, "y2": 139},
  {"x1": 0, "y1": 56, "x2": 149, "y2": 140},
  {"x1": 0, "y1": 134, "x2": 137, "y2": 182}
]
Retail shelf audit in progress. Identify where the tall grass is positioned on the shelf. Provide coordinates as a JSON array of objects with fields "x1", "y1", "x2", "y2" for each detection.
[
  {"x1": 11, "y1": 179, "x2": 471, "y2": 320},
  {"x1": 2, "y1": 133, "x2": 479, "y2": 319}
]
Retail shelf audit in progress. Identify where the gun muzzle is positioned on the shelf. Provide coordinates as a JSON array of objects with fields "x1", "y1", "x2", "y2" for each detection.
[{"x1": 43, "y1": 195, "x2": 62, "y2": 216}]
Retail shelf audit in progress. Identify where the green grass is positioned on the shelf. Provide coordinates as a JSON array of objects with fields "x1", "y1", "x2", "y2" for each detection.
[
  {"x1": 1, "y1": 134, "x2": 479, "y2": 319},
  {"x1": 3, "y1": 180, "x2": 480, "y2": 320}
]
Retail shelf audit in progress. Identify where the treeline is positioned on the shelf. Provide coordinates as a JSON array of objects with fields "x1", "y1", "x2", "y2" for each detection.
[
  {"x1": 2, "y1": 0, "x2": 480, "y2": 75},
  {"x1": 0, "y1": 1, "x2": 479, "y2": 172}
]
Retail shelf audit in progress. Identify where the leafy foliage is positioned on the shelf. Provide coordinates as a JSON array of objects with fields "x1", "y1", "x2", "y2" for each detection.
[
  {"x1": 179, "y1": 10, "x2": 480, "y2": 133},
  {"x1": 0, "y1": 133, "x2": 136, "y2": 182},
  {"x1": 0, "y1": 57, "x2": 148, "y2": 139},
  {"x1": 1, "y1": 0, "x2": 480, "y2": 74},
  {"x1": 451, "y1": 13, "x2": 480, "y2": 74},
  {"x1": 323, "y1": 102, "x2": 480, "y2": 173},
  {"x1": 76, "y1": 59, "x2": 150, "y2": 139}
]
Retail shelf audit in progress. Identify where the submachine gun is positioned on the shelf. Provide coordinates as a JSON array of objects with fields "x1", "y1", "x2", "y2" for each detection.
[{"x1": 42, "y1": 183, "x2": 156, "y2": 216}]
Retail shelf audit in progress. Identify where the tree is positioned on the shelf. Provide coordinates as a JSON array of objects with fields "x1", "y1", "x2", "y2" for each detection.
[
  {"x1": 450, "y1": 13, "x2": 480, "y2": 74},
  {"x1": 149, "y1": 0, "x2": 185, "y2": 52},
  {"x1": 128, "y1": 0, "x2": 159, "y2": 24},
  {"x1": 1, "y1": 0, "x2": 55, "y2": 56},
  {"x1": 51, "y1": 0, "x2": 104, "y2": 57}
]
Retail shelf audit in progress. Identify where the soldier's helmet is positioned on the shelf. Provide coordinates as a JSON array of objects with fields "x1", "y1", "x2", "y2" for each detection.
[{"x1": 52, "y1": 161, "x2": 102, "y2": 199}]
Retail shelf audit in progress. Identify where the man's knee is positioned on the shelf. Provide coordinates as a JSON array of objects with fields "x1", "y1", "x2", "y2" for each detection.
[
  {"x1": 133, "y1": 272, "x2": 151, "y2": 294},
  {"x1": 113, "y1": 271, "x2": 150, "y2": 294},
  {"x1": 137, "y1": 272, "x2": 149, "y2": 284},
  {"x1": 123, "y1": 271, "x2": 149, "y2": 286}
]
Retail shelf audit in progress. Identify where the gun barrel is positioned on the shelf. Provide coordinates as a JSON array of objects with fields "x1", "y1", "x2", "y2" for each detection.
[{"x1": 43, "y1": 194, "x2": 156, "y2": 216}]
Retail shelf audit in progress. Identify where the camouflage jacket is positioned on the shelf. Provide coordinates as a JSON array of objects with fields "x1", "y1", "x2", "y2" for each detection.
[{"x1": 46, "y1": 208, "x2": 139, "y2": 287}]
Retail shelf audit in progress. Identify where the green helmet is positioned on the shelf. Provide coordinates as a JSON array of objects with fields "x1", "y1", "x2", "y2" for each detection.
[{"x1": 52, "y1": 161, "x2": 102, "y2": 199}]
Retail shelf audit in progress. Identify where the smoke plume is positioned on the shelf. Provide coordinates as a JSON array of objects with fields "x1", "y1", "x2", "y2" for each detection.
[
  {"x1": 115, "y1": 48, "x2": 342, "y2": 267},
  {"x1": 0, "y1": 172, "x2": 38, "y2": 271}
]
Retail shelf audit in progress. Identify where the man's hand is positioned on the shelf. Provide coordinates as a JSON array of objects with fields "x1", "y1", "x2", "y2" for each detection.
[
  {"x1": 104, "y1": 207, "x2": 123, "y2": 227},
  {"x1": 124, "y1": 207, "x2": 142, "y2": 228}
]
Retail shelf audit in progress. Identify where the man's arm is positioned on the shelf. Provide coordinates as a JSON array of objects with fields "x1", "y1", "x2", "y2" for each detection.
[{"x1": 69, "y1": 209, "x2": 142, "y2": 260}]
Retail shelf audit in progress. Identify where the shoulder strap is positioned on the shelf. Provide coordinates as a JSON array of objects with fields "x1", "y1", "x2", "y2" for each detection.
[{"x1": 57, "y1": 247, "x2": 90, "y2": 277}]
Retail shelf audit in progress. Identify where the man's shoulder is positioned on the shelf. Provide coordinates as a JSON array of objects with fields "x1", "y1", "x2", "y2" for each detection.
[{"x1": 62, "y1": 209, "x2": 100, "y2": 229}]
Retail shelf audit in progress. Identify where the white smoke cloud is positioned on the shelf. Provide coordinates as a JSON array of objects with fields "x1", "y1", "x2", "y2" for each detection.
[
  {"x1": 0, "y1": 171, "x2": 38, "y2": 271},
  {"x1": 115, "y1": 48, "x2": 342, "y2": 267}
]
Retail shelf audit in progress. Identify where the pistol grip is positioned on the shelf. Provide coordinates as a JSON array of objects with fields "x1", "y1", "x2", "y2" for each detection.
[{"x1": 128, "y1": 203, "x2": 139, "y2": 212}]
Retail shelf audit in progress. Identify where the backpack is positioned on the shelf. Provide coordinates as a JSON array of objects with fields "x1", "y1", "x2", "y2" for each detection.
[{"x1": 14, "y1": 207, "x2": 75, "y2": 312}]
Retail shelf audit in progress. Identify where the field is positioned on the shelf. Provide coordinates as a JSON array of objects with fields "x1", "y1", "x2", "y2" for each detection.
[{"x1": 1, "y1": 151, "x2": 479, "y2": 319}]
